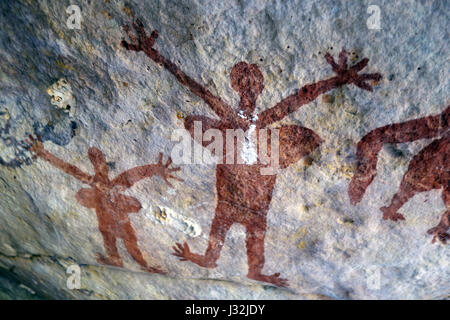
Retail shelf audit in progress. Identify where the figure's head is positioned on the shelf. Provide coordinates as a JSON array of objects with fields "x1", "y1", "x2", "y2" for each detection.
[
  {"x1": 230, "y1": 62, "x2": 264, "y2": 115},
  {"x1": 88, "y1": 147, "x2": 108, "y2": 176}
]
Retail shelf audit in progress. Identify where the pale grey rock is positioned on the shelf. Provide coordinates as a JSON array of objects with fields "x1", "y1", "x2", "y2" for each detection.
[{"x1": 0, "y1": 0, "x2": 448, "y2": 299}]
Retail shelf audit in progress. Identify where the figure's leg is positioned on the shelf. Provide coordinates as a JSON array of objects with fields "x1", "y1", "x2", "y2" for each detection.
[
  {"x1": 121, "y1": 221, "x2": 166, "y2": 274},
  {"x1": 380, "y1": 179, "x2": 420, "y2": 221},
  {"x1": 96, "y1": 229, "x2": 123, "y2": 267},
  {"x1": 173, "y1": 204, "x2": 233, "y2": 268},
  {"x1": 380, "y1": 141, "x2": 443, "y2": 221},
  {"x1": 427, "y1": 187, "x2": 450, "y2": 244},
  {"x1": 245, "y1": 214, "x2": 288, "y2": 287}
]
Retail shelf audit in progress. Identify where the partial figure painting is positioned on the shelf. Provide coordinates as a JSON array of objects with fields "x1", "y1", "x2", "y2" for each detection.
[
  {"x1": 26, "y1": 135, "x2": 181, "y2": 273},
  {"x1": 349, "y1": 106, "x2": 449, "y2": 244},
  {"x1": 121, "y1": 19, "x2": 382, "y2": 286}
]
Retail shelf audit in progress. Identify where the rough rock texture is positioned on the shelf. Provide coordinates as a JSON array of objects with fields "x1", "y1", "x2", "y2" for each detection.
[{"x1": 0, "y1": 0, "x2": 448, "y2": 299}]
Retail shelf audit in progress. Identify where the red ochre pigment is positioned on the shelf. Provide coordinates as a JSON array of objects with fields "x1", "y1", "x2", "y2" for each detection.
[
  {"x1": 122, "y1": 19, "x2": 382, "y2": 286},
  {"x1": 349, "y1": 106, "x2": 449, "y2": 244},
  {"x1": 27, "y1": 135, "x2": 181, "y2": 273}
]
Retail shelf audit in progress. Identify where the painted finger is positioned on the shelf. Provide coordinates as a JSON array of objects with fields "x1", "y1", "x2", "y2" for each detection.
[
  {"x1": 355, "y1": 81, "x2": 373, "y2": 91},
  {"x1": 338, "y1": 48, "x2": 348, "y2": 69},
  {"x1": 135, "y1": 19, "x2": 145, "y2": 29},
  {"x1": 121, "y1": 40, "x2": 140, "y2": 51},
  {"x1": 172, "y1": 246, "x2": 180, "y2": 253},
  {"x1": 351, "y1": 58, "x2": 369, "y2": 72},
  {"x1": 150, "y1": 30, "x2": 159, "y2": 41},
  {"x1": 164, "y1": 157, "x2": 172, "y2": 167},
  {"x1": 359, "y1": 73, "x2": 382, "y2": 81},
  {"x1": 324, "y1": 53, "x2": 339, "y2": 72},
  {"x1": 133, "y1": 19, "x2": 147, "y2": 37},
  {"x1": 125, "y1": 27, "x2": 139, "y2": 45},
  {"x1": 163, "y1": 176, "x2": 173, "y2": 188},
  {"x1": 176, "y1": 243, "x2": 186, "y2": 254},
  {"x1": 168, "y1": 175, "x2": 183, "y2": 182}
]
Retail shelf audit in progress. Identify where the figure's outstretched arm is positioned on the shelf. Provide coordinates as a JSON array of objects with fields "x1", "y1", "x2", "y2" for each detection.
[
  {"x1": 112, "y1": 153, "x2": 182, "y2": 188},
  {"x1": 257, "y1": 49, "x2": 382, "y2": 127},
  {"x1": 26, "y1": 135, "x2": 92, "y2": 184},
  {"x1": 348, "y1": 105, "x2": 449, "y2": 204},
  {"x1": 121, "y1": 19, "x2": 237, "y2": 122}
]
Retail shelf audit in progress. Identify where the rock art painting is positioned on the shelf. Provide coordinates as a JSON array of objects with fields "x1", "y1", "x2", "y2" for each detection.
[
  {"x1": 121, "y1": 19, "x2": 382, "y2": 286},
  {"x1": 349, "y1": 106, "x2": 449, "y2": 244},
  {"x1": 26, "y1": 135, "x2": 182, "y2": 274}
]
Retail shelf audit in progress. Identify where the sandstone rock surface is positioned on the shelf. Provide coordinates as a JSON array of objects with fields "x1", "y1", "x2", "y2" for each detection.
[{"x1": 0, "y1": 0, "x2": 448, "y2": 299}]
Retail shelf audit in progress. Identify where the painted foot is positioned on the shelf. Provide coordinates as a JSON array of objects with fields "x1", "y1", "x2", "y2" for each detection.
[
  {"x1": 172, "y1": 242, "x2": 217, "y2": 268},
  {"x1": 248, "y1": 272, "x2": 289, "y2": 288},
  {"x1": 96, "y1": 253, "x2": 124, "y2": 267},
  {"x1": 427, "y1": 226, "x2": 449, "y2": 244},
  {"x1": 141, "y1": 265, "x2": 167, "y2": 275},
  {"x1": 381, "y1": 207, "x2": 405, "y2": 222}
]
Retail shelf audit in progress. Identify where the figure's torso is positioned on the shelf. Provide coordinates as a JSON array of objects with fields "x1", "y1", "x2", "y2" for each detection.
[
  {"x1": 75, "y1": 175, "x2": 142, "y2": 236},
  {"x1": 185, "y1": 116, "x2": 322, "y2": 212},
  {"x1": 216, "y1": 164, "x2": 277, "y2": 212}
]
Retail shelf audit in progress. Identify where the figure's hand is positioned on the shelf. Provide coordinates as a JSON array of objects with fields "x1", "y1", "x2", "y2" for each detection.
[
  {"x1": 24, "y1": 134, "x2": 44, "y2": 158},
  {"x1": 121, "y1": 19, "x2": 158, "y2": 53},
  {"x1": 155, "y1": 153, "x2": 182, "y2": 188},
  {"x1": 172, "y1": 242, "x2": 192, "y2": 262},
  {"x1": 325, "y1": 48, "x2": 382, "y2": 91}
]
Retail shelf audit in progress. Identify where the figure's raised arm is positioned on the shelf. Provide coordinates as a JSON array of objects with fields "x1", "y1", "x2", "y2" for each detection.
[
  {"x1": 257, "y1": 49, "x2": 382, "y2": 127},
  {"x1": 112, "y1": 153, "x2": 182, "y2": 189},
  {"x1": 348, "y1": 105, "x2": 449, "y2": 204},
  {"x1": 121, "y1": 19, "x2": 237, "y2": 122},
  {"x1": 26, "y1": 135, "x2": 92, "y2": 184}
]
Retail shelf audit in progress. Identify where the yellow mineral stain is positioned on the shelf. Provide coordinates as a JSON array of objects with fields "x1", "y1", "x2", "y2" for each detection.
[
  {"x1": 101, "y1": 11, "x2": 112, "y2": 19},
  {"x1": 3, "y1": 110, "x2": 10, "y2": 121},
  {"x1": 297, "y1": 240, "x2": 307, "y2": 249},
  {"x1": 154, "y1": 207, "x2": 168, "y2": 222},
  {"x1": 122, "y1": 6, "x2": 134, "y2": 18},
  {"x1": 176, "y1": 111, "x2": 185, "y2": 120},
  {"x1": 289, "y1": 226, "x2": 308, "y2": 241},
  {"x1": 289, "y1": 227, "x2": 310, "y2": 250},
  {"x1": 55, "y1": 60, "x2": 73, "y2": 71}
]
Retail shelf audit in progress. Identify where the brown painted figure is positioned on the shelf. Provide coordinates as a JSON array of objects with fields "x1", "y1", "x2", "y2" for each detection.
[
  {"x1": 26, "y1": 135, "x2": 181, "y2": 273},
  {"x1": 121, "y1": 19, "x2": 381, "y2": 286},
  {"x1": 349, "y1": 106, "x2": 449, "y2": 244}
]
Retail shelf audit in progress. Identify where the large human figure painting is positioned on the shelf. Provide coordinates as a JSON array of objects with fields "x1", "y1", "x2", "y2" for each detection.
[
  {"x1": 349, "y1": 106, "x2": 449, "y2": 244},
  {"x1": 26, "y1": 135, "x2": 181, "y2": 274},
  {"x1": 122, "y1": 19, "x2": 382, "y2": 286}
]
